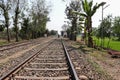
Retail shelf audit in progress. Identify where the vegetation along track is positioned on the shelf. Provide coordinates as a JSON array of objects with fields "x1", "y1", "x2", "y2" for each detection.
[{"x1": 0, "y1": 39, "x2": 79, "y2": 80}]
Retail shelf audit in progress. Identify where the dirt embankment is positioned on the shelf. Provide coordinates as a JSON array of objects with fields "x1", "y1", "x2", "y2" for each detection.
[{"x1": 65, "y1": 39, "x2": 120, "y2": 80}]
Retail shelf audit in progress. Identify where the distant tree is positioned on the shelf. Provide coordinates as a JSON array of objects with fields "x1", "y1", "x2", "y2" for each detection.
[
  {"x1": 100, "y1": 15, "x2": 112, "y2": 38},
  {"x1": 50, "y1": 30, "x2": 57, "y2": 35},
  {"x1": 66, "y1": 27, "x2": 71, "y2": 38},
  {"x1": 99, "y1": 15, "x2": 112, "y2": 47},
  {"x1": 113, "y1": 16, "x2": 120, "y2": 41},
  {"x1": 45, "y1": 29, "x2": 49, "y2": 36},
  {"x1": 30, "y1": 0, "x2": 50, "y2": 38},
  {"x1": 0, "y1": 25, "x2": 4, "y2": 32},
  {"x1": 20, "y1": 17, "x2": 31, "y2": 39}
]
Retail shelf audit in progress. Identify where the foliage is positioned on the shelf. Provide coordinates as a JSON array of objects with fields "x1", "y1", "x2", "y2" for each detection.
[
  {"x1": 0, "y1": 25, "x2": 4, "y2": 32},
  {"x1": 99, "y1": 15, "x2": 112, "y2": 38},
  {"x1": 0, "y1": 0, "x2": 11, "y2": 42},
  {"x1": 0, "y1": 0, "x2": 50, "y2": 41},
  {"x1": 29, "y1": 0, "x2": 50, "y2": 38},
  {"x1": 113, "y1": 16, "x2": 120, "y2": 40},
  {"x1": 50, "y1": 30, "x2": 57, "y2": 35},
  {"x1": 11, "y1": 0, "x2": 26, "y2": 42},
  {"x1": 93, "y1": 37, "x2": 120, "y2": 51},
  {"x1": 73, "y1": 0, "x2": 105, "y2": 47},
  {"x1": 19, "y1": 18, "x2": 31, "y2": 39},
  {"x1": 65, "y1": 0, "x2": 82, "y2": 41}
]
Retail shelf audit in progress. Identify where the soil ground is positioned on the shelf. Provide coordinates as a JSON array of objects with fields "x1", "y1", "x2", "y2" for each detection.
[{"x1": 74, "y1": 39, "x2": 120, "y2": 80}]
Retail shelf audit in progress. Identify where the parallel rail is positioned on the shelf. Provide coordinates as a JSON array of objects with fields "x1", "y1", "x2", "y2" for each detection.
[
  {"x1": 0, "y1": 40, "x2": 53, "y2": 80},
  {"x1": 0, "y1": 38, "x2": 44, "y2": 51},
  {"x1": 62, "y1": 39, "x2": 79, "y2": 80},
  {"x1": 0, "y1": 39, "x2": 79, "y2": 80}
]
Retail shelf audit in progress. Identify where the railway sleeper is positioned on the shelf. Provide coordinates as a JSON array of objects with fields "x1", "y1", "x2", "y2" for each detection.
[{"x1": 13, "y1": 76, "x2": 70, "y2": 80}]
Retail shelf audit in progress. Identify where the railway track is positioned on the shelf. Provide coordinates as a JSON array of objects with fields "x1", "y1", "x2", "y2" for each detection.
[
  {"x1": 0, "y1": 39, "x2": 79, "y2": 80},
  {"x1": 0, "y1": 38, "x2": 45, "y2": 51},
  {"x1": 0, "y1": 37, "x2": 52, "y2": 60}
]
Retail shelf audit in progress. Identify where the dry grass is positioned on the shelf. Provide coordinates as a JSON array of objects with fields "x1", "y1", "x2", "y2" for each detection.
[
  {"x1": 72, "y1": 40, "x2": 120, "y2": 80},
  {"x1": 0, "y1": 39, "x2": 8, "y2": 45}
]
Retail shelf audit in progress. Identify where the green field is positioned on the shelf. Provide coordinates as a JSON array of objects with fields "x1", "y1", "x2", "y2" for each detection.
[
  {"x1": 77, "y1": 35, "x2": 120, "y2": 51},
  {"x1": 93, "y1": 37, "x2": 120, "y2": 51}
]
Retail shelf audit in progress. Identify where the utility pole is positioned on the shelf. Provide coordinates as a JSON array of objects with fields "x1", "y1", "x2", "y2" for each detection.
[
  {"x1": 101, "y1": 5, "x2": 104, "y2": 48},
  {"x1": 101, "y1": 2, "x2": 110, "y2": 48}
]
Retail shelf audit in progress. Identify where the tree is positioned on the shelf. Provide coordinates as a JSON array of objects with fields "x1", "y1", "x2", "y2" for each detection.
[
  {"x1": 50, "y1": 30, "x2": 57, "y2": 35},
  {"x1": 11, "y1": 0, "x2": 26, "y2": 42},
  {"x1": 74, "y1": 0, "x2": 105, "y2": 47},
  {"x1": 20, "y1": 17, "x2": 31, "y2": 39},
  {"x1": 29, "y1": 0, "x2": 50, "y2": 38},
  {"x1": 99, "y1": 15, "x2": 112, "y2": 47},
  {"x1": 65, "y1": 0, "x2": 82, "y2": 41},
  {"x1": 0, "y1": 0, "x2": 11, "y2": 42},
  {"x1": 0, "y1": 24, "x2": 4, "y2": 32},
  {"x1": 113, "y1": 16, "x2": 120, "y2": 41}
]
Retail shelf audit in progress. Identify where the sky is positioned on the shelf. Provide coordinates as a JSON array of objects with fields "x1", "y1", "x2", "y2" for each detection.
[
  {"x1": 46, "y1": 0, "x2": 66, "y2": 34},
  {"x1": 46, "y1": 0, "x2": 120, "y2": 33}
]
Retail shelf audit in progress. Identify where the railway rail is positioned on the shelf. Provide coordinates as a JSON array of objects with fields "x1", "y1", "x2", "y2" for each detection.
[
  {"x1": 0, "y1": 39, "x2": 79, "y2": 80},
  {"x1": 0, "y1": 38, "x2": 45, "y2": 51}
]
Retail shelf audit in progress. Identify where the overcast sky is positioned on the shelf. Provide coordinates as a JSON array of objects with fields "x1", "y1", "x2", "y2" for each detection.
[
  {"x1": 46, "y1": 0, "x2": 120, "y2": 33},
  {"x1": 46, "y1": 0, "x2": 66, "y2": 33}
]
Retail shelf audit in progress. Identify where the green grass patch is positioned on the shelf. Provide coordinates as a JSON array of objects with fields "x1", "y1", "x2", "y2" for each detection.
[{"x1": 93, "y1": 37, "x2": 120, "y2": 51}]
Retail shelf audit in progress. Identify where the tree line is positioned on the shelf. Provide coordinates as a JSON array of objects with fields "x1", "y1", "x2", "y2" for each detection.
[
  {"x1": 93, "y1": 15, "x2": 120, "y2": 48},
  {"x1": 0, "y1": 0, "x2": 51, "y2": 42},
  {"x1": 64, "y1": 0, "x2": 105, "y2": 47},
  {"x1": 63, "y1": 0, "x2": 120, "y2": 48}
]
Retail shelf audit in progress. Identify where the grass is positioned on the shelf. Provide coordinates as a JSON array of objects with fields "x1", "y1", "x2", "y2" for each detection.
[
  {"x1": 0, "y1": 40, "x2": 8, "y2": 46},
  {"x1": 72, "y1": 41, "x2": 113, "y2": 80},
  {"x1": 86, "y1": 58, "x2": 113, "y2": 80},
  {"x1": 77, "y1": 35, "x2": 120, "y2": 51},
  {"x1": 93, "y1": 37, "x2": 120, "y2": 51}
]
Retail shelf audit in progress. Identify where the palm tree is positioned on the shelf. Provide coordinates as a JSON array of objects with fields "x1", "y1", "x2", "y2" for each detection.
[{"x1": 74, "y1": 0, "x2": 105, "y2": 47}]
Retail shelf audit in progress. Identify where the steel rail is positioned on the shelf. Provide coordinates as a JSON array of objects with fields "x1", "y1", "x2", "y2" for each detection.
[
  {"x1": 0, "y1": 42, "x2": 32, "y2": 51},
  {"x1": 61, "y1": 39, "x2": 79, "y2": 80},
  {"x1": 0, "y1": 40, "x2": 53, "y2": 80},
  {"x1": 0, "y1": 37, "x2": 43, "y2": 48},
  {"x1": 0, "y1": 38, "x2": 44, "y2": 51},
  {"x1": 0, "y1": 40, "x2": 28, "y2": 48}
]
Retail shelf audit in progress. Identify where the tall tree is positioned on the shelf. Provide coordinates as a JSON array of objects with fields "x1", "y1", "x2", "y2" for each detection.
[
  {"x1": 30, "y1": 0, "x2": 50, "y2": 38},
  {"x1": 12, "y1": 0, "x2": 26, "y2": 42},
  {"x1": 65, "y1": 0, "x2": 82, "y2": 41},
  {"x1": 0, "y1": 0, "x2": 11, "y2": 42},
  {"x1": 74, "y1": 0, "x2": 105, "y2": 47}
]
